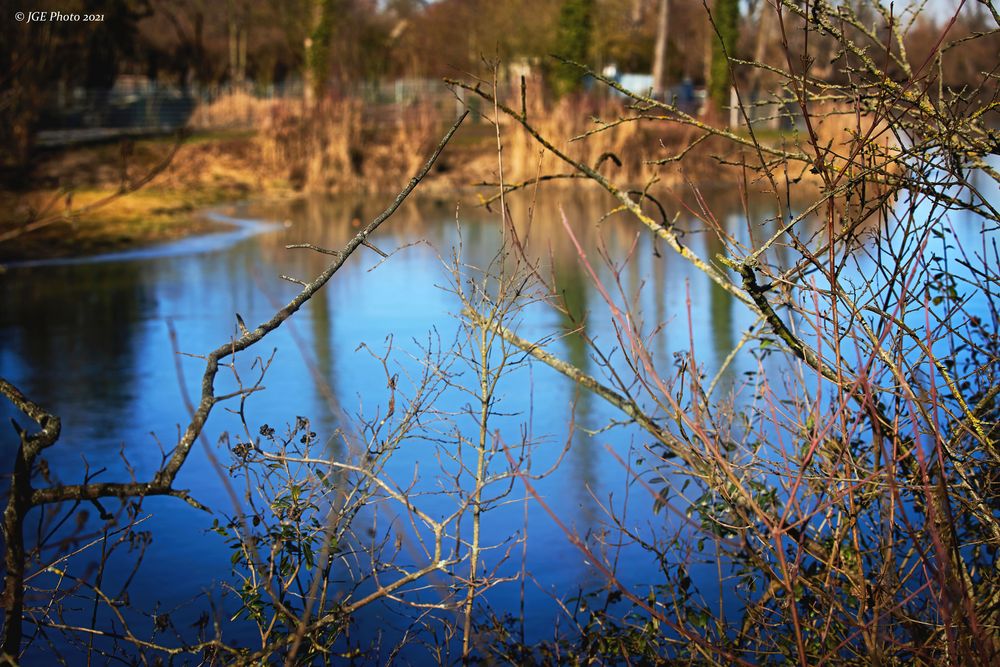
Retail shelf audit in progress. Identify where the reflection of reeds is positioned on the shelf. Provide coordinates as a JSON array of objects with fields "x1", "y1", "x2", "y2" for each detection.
[{"x1": 248, "y1": 186, "x2": 790, "y2": 286}]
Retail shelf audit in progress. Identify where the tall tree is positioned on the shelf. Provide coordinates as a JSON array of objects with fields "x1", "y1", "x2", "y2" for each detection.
[
  {"x1": 651, "y1": 0, "x2": 670, "y2": 98},
  {"x1": 227, "y1": 0, "x2": 250, "y2": 87},
  {"x1": 552, "y1": 0, "x2": 594, "y2": 97},
  {"x1": 305, "y1": 0, "x2": 336, "y2": 103},
  {"x1": 707, "y1": 0, "x2": 738, "y2": 113}
]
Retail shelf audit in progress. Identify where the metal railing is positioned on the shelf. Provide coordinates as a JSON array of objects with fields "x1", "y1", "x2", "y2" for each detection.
[{"x1": 35, "y1": 81, "x2": 303, "y2": 146}]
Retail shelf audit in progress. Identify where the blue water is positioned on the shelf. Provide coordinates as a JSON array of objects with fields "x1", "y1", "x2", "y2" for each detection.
[{"x1": 1, "y1": 171, "x2": 995, "y2": 662}]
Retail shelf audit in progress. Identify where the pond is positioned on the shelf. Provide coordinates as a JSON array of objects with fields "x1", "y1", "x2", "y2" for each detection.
[{"x1": 1, "y1": 173, "x2": 993, "y2": 661}]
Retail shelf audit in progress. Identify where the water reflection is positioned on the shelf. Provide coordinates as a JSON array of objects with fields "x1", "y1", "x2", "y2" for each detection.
[
  {"x1": 706, "y1": 231, "x2": 736, "y2": 383},
  {"x1": 0, "y1": 184, "x2": 779, "y2": 657},
  {"x1": 0, "y1": 262, "x2": 154, "y2": 475}
]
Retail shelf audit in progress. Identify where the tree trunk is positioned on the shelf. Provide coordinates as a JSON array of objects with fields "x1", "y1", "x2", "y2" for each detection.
[
  {"x1": 304, "y1": 0, "x2": 335, "y2": 106},
  {"x1": 705, "y1": 0, "x2": 739, "y2": 119},
  {"x1": 652, "y1": 0, "x2": 670, "y2": 99}
]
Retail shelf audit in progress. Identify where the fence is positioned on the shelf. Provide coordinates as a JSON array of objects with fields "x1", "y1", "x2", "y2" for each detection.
[
  {"x1": 37, "y1": 84, "x2": 201, "y2": 146},
  {"x1": 34, "y1": 79, "x2": 468, "y2": 147}
]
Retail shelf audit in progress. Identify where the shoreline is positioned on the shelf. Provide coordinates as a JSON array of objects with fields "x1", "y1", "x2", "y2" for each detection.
[
  {"x1": 0, "y1": 210, "x2": 283, "y2": 270},
  {"x1": 0, "y1": 123, "x2": 816, "y2": 265},
  {"x1": 0, "y1": 126, "x2": 483, "y2": 264}
]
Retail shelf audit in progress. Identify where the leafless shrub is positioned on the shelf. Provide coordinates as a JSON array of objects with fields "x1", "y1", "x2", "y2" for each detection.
[
  {"x1": 453, "y1": 1, "x2": 1000, "y2": 664},
  {"x1": 5, "y1": 1, "x2": 999, "y2": 664}
]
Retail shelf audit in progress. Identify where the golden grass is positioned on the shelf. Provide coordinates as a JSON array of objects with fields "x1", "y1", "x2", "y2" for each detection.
[
  {"x1": 258, "y1": 98, "x2": 451, "y2": 193},
  {"x1": 189, "y1": 91, "x2": 283, "y2": 130},
  {"x1": 0, "y1": 187, "x2": 236, "y2": 261},
  {"x1": 498, "y1": 94, "x2": 754, "y2": 191}
]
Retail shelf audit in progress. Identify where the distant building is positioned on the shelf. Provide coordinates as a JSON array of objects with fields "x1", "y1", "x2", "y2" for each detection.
[{"x1": 606, "y1": 70, "x2": 700, "y2": 114}]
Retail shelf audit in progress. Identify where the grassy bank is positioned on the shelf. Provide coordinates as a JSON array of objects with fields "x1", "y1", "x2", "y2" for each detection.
[
  {"x1": 0, "y1": 130, "x2": 290, "y2": 263},
  {"x1": 0, "y1": 187, "x2": 241, "y2": 262},
  {"x1": 1, "y1": 95, "x2": 828, "y2": 263},
  {"x1": 0, "y1": 117, "x2": 496, "y2": 263}
]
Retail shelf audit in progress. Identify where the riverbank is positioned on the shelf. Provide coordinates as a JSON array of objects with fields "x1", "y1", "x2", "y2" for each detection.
[
  {"x1": 0, "y1": 122, "x2": 496, "y2": 263},
  {"x1": 0, "y1": 106, "x2": 827, "y2": 264}
]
